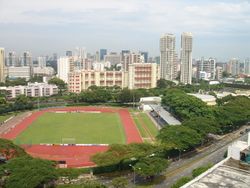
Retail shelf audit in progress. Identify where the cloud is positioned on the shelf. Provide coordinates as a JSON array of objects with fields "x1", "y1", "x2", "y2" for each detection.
[{"x1": 0, "y1": 0, "x2": 250, "y2": 36}]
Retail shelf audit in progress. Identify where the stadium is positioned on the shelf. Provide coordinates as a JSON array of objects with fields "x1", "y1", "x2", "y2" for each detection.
[{"x1": 0, "y1": 106, "x2": 150, "y2": 168}]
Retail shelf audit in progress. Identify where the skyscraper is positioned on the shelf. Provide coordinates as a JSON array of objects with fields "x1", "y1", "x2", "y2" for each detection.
[
  {"x1": 22, "y1": 52, "x2": 32, "y2": 66},
  {"x1": 180, "y1": 32, "x2": 193, "y2": 84},
  {"x1": 100, "y1": 49, "x2": 107, "y2": 61},
  {"x1": 7, "y1": 51, "x2": 17, "y2": 67},
  {"x1": 160, "y1": 33, "x2": 176, "y2": 80},
  {"x1": 0, "y1": 48, "x2": 5, "y2": 82},
  {"x1": 66, "y1": 51, "x2": 73, "y2": 57},
  {"x1": 140, "y1": 51, "x2": 148, "y2": 63},
  {"x1": 244, "y1": 58, "x2": 250, "y2": 75}
]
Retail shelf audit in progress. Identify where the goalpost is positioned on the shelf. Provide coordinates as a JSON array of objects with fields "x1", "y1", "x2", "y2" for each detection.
[{"x1": 62, "y1": 138, "x2": 76, "y2": 145}]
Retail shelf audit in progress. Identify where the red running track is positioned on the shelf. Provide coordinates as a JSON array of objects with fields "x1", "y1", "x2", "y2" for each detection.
[
  {"x1": 0, "y1": 107, "x2": 142, "y2": 167},
  {"x1": 118, "y1": 109, "x2": 143, "y2": 144},
  {"x1": 25, "y1": 145, "x2": 109, "y2": 168}
]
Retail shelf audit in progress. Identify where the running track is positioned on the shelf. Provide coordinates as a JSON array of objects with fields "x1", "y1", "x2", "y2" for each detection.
[{"x1": 0, "y1": 107, "x2": 143, "y2": 167}]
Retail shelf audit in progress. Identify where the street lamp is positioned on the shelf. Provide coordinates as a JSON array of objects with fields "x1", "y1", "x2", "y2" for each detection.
[{"x1": 129, "y1": 164, "x2": 136, "y2": 184}]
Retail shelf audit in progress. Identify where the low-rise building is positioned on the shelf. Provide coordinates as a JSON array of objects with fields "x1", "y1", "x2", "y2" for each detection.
[
  {"x1": 68, "y1": 63, "x2": 160, "y2": 92},
  {"x1": 7, "y1": 66, "x2": 32, "y2": 80},
  {"x1": 0, "y1": 82, "x2": 58, "y2": 98},
  {"x1": 68, "y1": 70, "x2": 127, "y2": 93}
]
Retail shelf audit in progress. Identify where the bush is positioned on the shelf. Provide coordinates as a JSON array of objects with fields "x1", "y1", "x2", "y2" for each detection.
[
  {"x1": 192, "y1": 164, "x2": 213, "y2": 178},
  {"x1": 171, "y1": 176, "x2": 193, "y2": 188}
]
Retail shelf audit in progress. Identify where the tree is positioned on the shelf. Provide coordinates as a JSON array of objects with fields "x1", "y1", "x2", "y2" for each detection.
[
  {"x1": 134, "y1": 157, "x2": 168, "y2": 179},
  {"x1": 0, "y1": 156, "x2": 58, "y2": 188},
  {"x1": 48, "y1": 77, "x2": 67, "y2": 95},
  {"x1": 157, "y1": 126, "x2": 202, "y2": 150},
  {"x1": 162, "y1": 89, "x2": 214, "y2": 120},
  {"x1": 14, "y1": 95, "x2": 33, "y2": 110},
  {"x1": 29, "y1": 75, "x2": 43, "y2": 83},
  {"x1": 157, "y1": 79, "x2": 176, "y2": 89},
  {"x1": 118, "y1": 88, "x2": 133, "y2": 103},
  {"x1": 182, "y1": 117, "x2": 220, "y2": 138},
  {"x1": 222, "y1": 71, "x2": 230, "y2": 78},
  {"x1": 111, "y1": 177, "x2": 128, "y2": 188}
]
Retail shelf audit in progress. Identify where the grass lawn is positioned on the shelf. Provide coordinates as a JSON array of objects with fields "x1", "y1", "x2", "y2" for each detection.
[
  {"x1": 14, "y1": 112, "x2": 126, "y2": 144},
  {"x1": 0, "y1": 114, "x2": 14, "y2": 123},
  {"x1": 131, "y1": 112, "x2": 159, "y2": 139}
]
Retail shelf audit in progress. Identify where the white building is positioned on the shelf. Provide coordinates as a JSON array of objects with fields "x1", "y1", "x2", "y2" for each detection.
[
  {"x1": 37, "y1": 56, "x2": 47, "y2": 67},
  {"x1": 180, "y1": 32, "x2": 193, "y2": 84},
  {"x1": 104, "y1": 53, "x2": 121, "y2": 66},
  {"x1": 7, "y1": 66, "x2": 31, "y2": 80},
  {"x1": 92, "y1": 61, "x2": 111, "y2": 71},
  {"x1": 244, "y1": 58, "x2": 250, "y2": 75},
  {"x1": 227, "y1": 58, "x2": 240, "y2": 76},
  {"x1": 197, "y1": 58, "x2": 216, "y2": 80},
  {"x1": 0, "y1": 82, "x2": 58, "y2": 98},
  {"x1": 160, "y1": 33, "x2": 176, "y2": 81},
  {"x1": 57, "y1": 57, "x2": 70, "y2": 83},
  {"x1": 0, "y1": 48, "x2": 5, "y2": 82},
  {"x1": 33, "y1": 66, "x2": 55, "y2": 76}
]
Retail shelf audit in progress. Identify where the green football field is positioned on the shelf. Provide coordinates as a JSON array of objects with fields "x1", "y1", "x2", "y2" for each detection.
[{"x1": 14, "y1": 112, "x2": 126, "y2": 144}]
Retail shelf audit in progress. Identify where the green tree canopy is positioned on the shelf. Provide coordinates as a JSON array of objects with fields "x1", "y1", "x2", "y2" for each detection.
[
  {"x1": 157, "y1": 125, "x2": 202, "y2": 150},
  {"x1": 134, "y1": 157, "x2": 169, "y2": 178},
  {"x1": 48, "y1": 77, "x2": 67, "y2": 95},
  {"x1": 0, "y1": 156, "x2": 57, "y2": 188},
  {"x1": 157, "y1": 79, "x2": 176, "y2": 89}
]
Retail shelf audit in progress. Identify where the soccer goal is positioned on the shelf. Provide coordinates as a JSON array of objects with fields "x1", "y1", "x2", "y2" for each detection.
[{"x1": 62, "y1": 138, "x2": 76, "y2": 145}]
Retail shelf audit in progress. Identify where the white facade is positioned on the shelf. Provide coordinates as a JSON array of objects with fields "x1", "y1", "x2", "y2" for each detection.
[
  {"x1": 37, "y1": 56, "x2": 47, "y2": 67},
  {"x1": 160, "y1": 33, "x2": 176, "y2": 81},
  {"x1": 197, "y1": 58, "x2": 216, "y2": 80},
  {"x1": 0, "y1": 82, "x2": 58, "y2": 98},
  {"x1": 180, "y1": 32, "x2": 193, "y2": 84},
  {"x1": 104, "y1": 53, "x2": 121, "y2": 65},
  {"x1": 244, "y1": 58, "x2": 250, "y2": 75},
  {"x1": 0, "y1": 48, "x2": 5, "y2": 82},
  {"x1": 57, "y1": 57, "x2": 70, "y2": 83},
  {"x1": 7, "y1": 66, "x2": 31, "y2": 80},
  {"x1": 33, "y1": 66, "x2": 55, "y2": 76}
]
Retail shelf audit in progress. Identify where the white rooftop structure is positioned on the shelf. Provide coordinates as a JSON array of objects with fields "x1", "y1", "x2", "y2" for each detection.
[
  {"x1": 188, "y1": 93, "x2": 217, "y2": 105},
  {"x1": 150, "y1": 104, "x2": 181, "y2": 125},
  {"x1": 182, "y1": 132, "x2": 250, "y2": 188}
]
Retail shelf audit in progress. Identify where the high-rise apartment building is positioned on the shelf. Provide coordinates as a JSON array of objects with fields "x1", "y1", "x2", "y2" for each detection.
[
  {"x1": 0, "y1": 48, "x2": 5, "y2": 82},
  {"x1": 100, "y1": 49, "x2": 107, "y2": 61},
  {"x1": 140, "y1": 51, "x2": 148, "y2": 63},
  {"x1": 160, "y1": 33, "x2": 176, "y2": 81},
  {"x1": 37, "y1": 56, "x2": 46, "y2": 67},
  {"x1": 244, "y1": 58, "x2": 250, "y2": 75},
  {"x1": 7, "y1": 51, "x2": 17, "y2": 67},
  {"x1": 66, "y1": 51, "x2": 73, "y2": 57},
  {"x1": 57, "y1": 57, "x2": 71, "y2": 83},
  {"x1": 197, "y1": 58, "x2": 216, "y2": 80},
  {"x1": 124, "y1": 52, "x2": 144, "y2": 71},
  {"x1": 227, "y1": 58, "x2": 240, "y2": 76},
  {"x1": 21, "y1": 52, "x2": 32, "y2": 66},
  {"x1": 180, "y1": 32, "x2": 193, "y2": 84},
  {"x1": 104, "y1": 52, "x2": 121, "y2": 65}
]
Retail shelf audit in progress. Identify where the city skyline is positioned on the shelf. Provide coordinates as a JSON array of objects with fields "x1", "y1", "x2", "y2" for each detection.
[{"x1": 0, "y1": 0, "x2": 250, "y2": 61}]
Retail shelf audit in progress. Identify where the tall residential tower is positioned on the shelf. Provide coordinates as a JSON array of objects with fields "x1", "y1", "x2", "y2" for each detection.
[
  {"x1": 180, "y1": 32, "x2": 193, "y2": 84},
  {"x1": 160, "y1": 33, "x2": 176, "y2": 81},
  {"x1": 0, "y1": 48, "x2": 5, "y2": 82}
]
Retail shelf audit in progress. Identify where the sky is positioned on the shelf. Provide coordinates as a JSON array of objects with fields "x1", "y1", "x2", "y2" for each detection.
[{"x1": 0, "y1": 0, "x2": 250, "y2": 61}]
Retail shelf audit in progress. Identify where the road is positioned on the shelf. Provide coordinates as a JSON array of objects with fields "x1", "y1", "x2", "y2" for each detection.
[{"x1": 154, "y1": 126, "x2": 249, "y2": 188}]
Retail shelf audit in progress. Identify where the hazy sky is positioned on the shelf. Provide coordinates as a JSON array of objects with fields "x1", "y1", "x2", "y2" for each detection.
[{"x1": 0, "y1": 0, "x2": 250, "y2": 61}]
